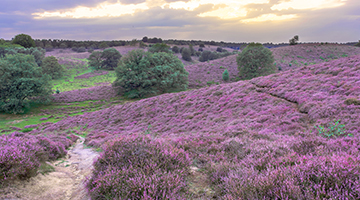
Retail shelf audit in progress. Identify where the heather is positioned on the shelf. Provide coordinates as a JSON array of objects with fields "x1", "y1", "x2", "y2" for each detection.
[
  {"x1": 185, "y1": 44, "x2": 360, "y2": 89},
  {"x1": 0, "y1": 131, "x2": 75, "y2": 187},
  {"x1": 87, "y1": 134, "x2": 191, "y2": 199},
  {"x1": 29, "y1": 53, "x2": 360, "y2": 198}
]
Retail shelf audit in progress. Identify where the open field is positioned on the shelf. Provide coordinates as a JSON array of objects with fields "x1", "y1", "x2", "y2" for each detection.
[{"x1": 1, "y1": 43, "x2": 360, "y2": 199}]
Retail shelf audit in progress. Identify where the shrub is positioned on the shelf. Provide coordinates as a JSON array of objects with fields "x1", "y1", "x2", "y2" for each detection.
[
  {"x1": 189, "y1": 44, "x2": 195, "y2": 56},
  {"x1": 222, "y1": 69, "x2": 229, "y2": 81},
  {"x1": 113, "y1": 50, "x2": 189, "y2": 98},
  {"x1": 88, "y1": 51, "x2": 103, "y2": 70},
  {"x1": 41, "y1": 56, "x2": 64, "y2": 79},
  {"x1": 30, "y1": 47, "x2": 45, "y2": 66},
  {"x1": 355, "y1": 40, "x2": 360, "y2": 47},
  {"x1": 59, "y1": 43, "x2": 67, "y2": 49},
  {"x1": 179, "y1": 47, "x2": 184, "y2": 53},
  {"x1": 216, "y1": 47, "x2": 223, "y2": 52},
  {"x1": 199, "y1": 43, "x2": 205, "y2": 48},
  {"x1": 77, "y1": 46, "x2": 86, "y2": 53},
  {"x1": 314, "y1": 119, "x2": 352, "y2": 138},
  {"x1": 181, "y1": 48, "x2": 192, "y2": 61},
  {"x1": 172, "y1": 46, "x2": 179, "y2": 53},
  {"x1": 0, "y1": 54, "x2": 52, "y2": 114},
  {"x1": 198, "y1": 48, "x2": 203, "y2": 52},
  {"x1": 101, "y1": 48, "x2": 122, "y2": 70},
  {"x1": 86, "y1": 134, "x2": 191, "y2": 199},
  {"x1": 236, "y1": 43, "x2": 276, "y2": 80},
  {"x1": 289, "y1": 35, "x2": 299, "y2": 45},
  {"x1": 148, "y1": 43, "x2": 171, "y2": 53},
  {"x1": 12, "y1": 34, "x2": 35, "y2": 48}
]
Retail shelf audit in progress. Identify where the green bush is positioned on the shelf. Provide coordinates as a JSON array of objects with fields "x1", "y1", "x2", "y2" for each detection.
[
  {"x1": 216, "y1": 47, "x2": 223, "y2": 52},
  {"x1": 12, "y1": 34, "x2": 36, "y2": 48},
  {"x1": 101, "y1": 48, "x2": 122, "y2": 70},
  {"x1": 222, "y1": 69, "x2": 229, "y2": 81},
  {"x1": 77, "y1": 47, "x2": 86, "y2": 53},
  {"x1": 88, "y1": 51, "x2": 102, "y2": 70},
  {"x1": 0, "y1": 54, "x2": 52, "y2": 114},
  {"x1": 236, "y1": 42, "x2": 276, "y2": 80},
  {"x1": 181, "y1": 48, "x2": 192, "y2": 61},
  {"x1": 289, "y1": 35, "x2": 299, "y2": 45},
  {"x1": 189, "y1": 44, "x2": 195, "y2": 56},
  {"x1": 172, "y1": 46, "x2": 179, "y2": 53},
  {"x1": 314, "y1": 119, "x2": 353, "y2": 138},
  {"x1": 199, "y1": 43, "x2": 205, "y2": 48},
  {"x1": 355, "y1": 40, "x2": 360, "y2": 47},
  {"x1": 41, "y1": 56, "x2": 64, "y2": 79},
  {"x1": 148, "y1": 43, "x2": 171, "y2": 53},
  {"x1": 113, "y1": 50, "x2": 189, "y2": 99}
]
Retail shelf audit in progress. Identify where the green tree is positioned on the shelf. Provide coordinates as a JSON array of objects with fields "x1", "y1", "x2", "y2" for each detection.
[
  {"x1": 113, "y1": 50, "x2": 189, "y2": 99},
  {"x1": 355, "y1": 40, "x2": 360, "y2": 47},
  {"x1": 101, "y1": 48, "x2": 122, "y2": 70},
  {"x1": 222, "y1": 69, "x2": 229, "y2": 81},
  {"x1": 172, "y1": 46, "x2": 179, "y2": 53},
  {"x1": 148, "y1": 43, "x2": 171, "y2": 53},
  {"x1": 12, "y1": 34, "x2": 36, "y2": 48},
  {"x1": 181, "y1": 48, "x2": 192, "y2": 61},
  {"x1": 289, "y1": 35, "x2": 299, "y2": 45},
  {"x1": 88, "y1": 51, "x2": 103, "y2": 70},
  {"x1": 0, "y1": 54, "x2": 52, "y2": 114},
  {"x1": 30, "y1": 47, "x2": 45, "y2": 66},
  {"x1": 189, "y1": 44, "x2": 195, "y2": 56},
  {"x1": 236, "y1": 42, "x2": 276, "y2": 80},
  {"x1": 41, "y1": 56, "x2": 64, "y2": 79}
]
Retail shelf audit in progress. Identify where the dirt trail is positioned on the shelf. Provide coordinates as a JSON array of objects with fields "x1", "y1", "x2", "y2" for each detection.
[{"x1": 2, "y1": 137, "x2": 99, "y2": 200}]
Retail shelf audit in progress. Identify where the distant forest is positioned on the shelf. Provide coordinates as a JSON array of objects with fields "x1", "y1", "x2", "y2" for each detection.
[{"x1": 2, "y1": 36, "x2": 358, "y2": 51}]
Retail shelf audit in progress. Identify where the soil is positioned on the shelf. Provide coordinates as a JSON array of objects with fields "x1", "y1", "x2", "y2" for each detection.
[{"x1": 0, "y1": 137, "x2": 99, "y2": 200}]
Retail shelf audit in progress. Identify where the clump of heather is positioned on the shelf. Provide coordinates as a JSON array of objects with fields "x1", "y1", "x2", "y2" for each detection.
[
  {"x1": 210, "y1": 152, "x2": 360, "y2": 199},
  {"x1": 0, "y1": 132, "x2": 74, "y2": 187},
  {"x1": 0, "y1": 134, "x2": 40, "y2": 185},
  {"x1": 86, "y1": 134, "x2": 191, "y2": 199}
]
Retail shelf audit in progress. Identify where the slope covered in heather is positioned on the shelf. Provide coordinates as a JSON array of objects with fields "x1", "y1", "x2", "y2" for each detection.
[
  {"x1": 32, "y1": 53, "x2": 360, "y2": 199},
  {"x1": 185, "y1": 44, "x2": 360, "y2": 88}
]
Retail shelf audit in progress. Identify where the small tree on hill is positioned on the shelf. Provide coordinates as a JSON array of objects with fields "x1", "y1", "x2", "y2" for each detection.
[
  {"x1": 289, "y1": 35, "x2": 299, "y2": 45},
  {"x1": 355, "y1": 40, "x2": 360, "y2": 47},
  {"x1": 222, "y1": 69, "x2": 229, "y2": 81},
  {"x1": 88, "y1": 51, "x2": 102, "y2": 70},
  {"x1": 181, "y1": 48, "x2": 192, "y2": 61},
  {"x1": 12, "y1": 34, "x2": 36, "y2": 48},
  {"x1": 0, "y1": 54, "x2": 52, "y2": 114},
  {"x1": 113, "y1": 50, "x2": 189, "y2": 99},
  {"x1": 41, "y1": 56, "x2": 64, "y2": 79},
  {"x1": 189, "y1": 44, "x2": 195, "y2": 56},
  {"x1": 99, "y1": 42, "x2": 109, "y2": 49},
  {"x1": 237, "y1": 42, "x2": 276, "y2": 80},
  {"x1": 101, "y1": 48, "x2": 122, "y2": 70},
  {"x1": 172, "y1": 46, "x2": 179, "y2": 53}
]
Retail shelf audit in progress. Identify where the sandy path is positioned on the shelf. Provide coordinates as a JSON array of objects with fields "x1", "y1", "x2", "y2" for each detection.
[{"x1": 1, "y1": 137, "x2": 99, "y2": 200}]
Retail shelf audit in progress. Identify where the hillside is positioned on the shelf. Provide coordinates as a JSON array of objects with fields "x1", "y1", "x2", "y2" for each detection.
[{"x1": 185, "y1": 43, "x2": 360, "y2": 88}]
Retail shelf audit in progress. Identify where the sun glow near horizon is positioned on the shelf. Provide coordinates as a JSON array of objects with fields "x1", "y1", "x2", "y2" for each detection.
[{"x1": 32, "y1": 0, "x2": 347, "y2": 23}]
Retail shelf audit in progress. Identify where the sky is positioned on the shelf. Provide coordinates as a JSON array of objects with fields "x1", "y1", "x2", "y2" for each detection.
[{"x1": 0, "y1": 0, "x2": 359, "y2": 43}]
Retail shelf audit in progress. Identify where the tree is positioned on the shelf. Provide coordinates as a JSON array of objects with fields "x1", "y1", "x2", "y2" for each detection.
[
  {"x1": 88, "y1": 51, "x2": 103, "y2": 70},
  {"x1": 172, "y1": 46, "x2": 179, "y2": 53},
  {"x1": 181, "y1": 48, "x2": 192, "y2": 61},
  {"x1": 142, "y1": 36, "x2": 148, "y2": 42},
  {"x1": 189, "y1": 44, "x2": 195, "y2": 56},
  {"x1": 0, "y1": 54, "x2": 52, "y2": 114},
  {"x1": 12, "y1": 34, "x2": 36, "y2": 48},
  {"x1": 41, "y1": 56, "x2": 64, "y2": 79},
  {"x1": 148, "y1": 43, "x2": 171, "y2": 53},
  {"x1": 113, "y1": 50, "x2": 189, "y2": 99},
  {"x1": 236, "y1": 42, "x2": 276, "y2": 80},
  {"x1": 355, "y1": 40, "x2": 360, "y2": 47},
  {"x1": 101, "y1": 48, "x2": 122, "y2": 70},
  {"x1": 199, "y1": 43, "x2": 205, "y2": 48},
  {"x1": 289, "y1": 35, "x2": 299, "y2": 45},
  {"x1": 222, "y1": 69, "x2": 229, "y2": 81}
]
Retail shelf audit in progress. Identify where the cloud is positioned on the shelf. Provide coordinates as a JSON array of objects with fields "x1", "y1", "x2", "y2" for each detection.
[{"x1": 0, "y1": 0, "x2": 359, "y2": 43}]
